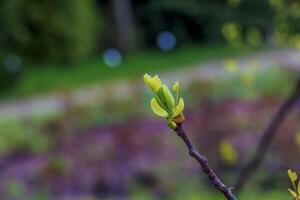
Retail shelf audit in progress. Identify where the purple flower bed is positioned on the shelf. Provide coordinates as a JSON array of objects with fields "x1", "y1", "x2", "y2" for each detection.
[{"x1": 0, "y1": 97, "x2": 299, "y2": 199}]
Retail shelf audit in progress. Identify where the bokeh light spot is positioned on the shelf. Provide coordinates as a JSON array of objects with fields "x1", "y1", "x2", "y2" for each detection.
[
  {"x1": 103, "y1": 48, "x2": 122, "y2": 68},
  {"x1": 156, "y1": 31, "x2": 177, "y2": 51},
  {"x1": 224, "y1": 59, "x2": 238, "y2": 74},
  {"x1": 4, "y1": 55, "x2": 22, "y2": 74},
  {"x1": 219, "y1": 141, "x2": 238, "y2": 165}
]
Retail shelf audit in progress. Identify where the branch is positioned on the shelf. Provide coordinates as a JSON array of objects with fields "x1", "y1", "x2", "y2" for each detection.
[
  {"x1": 234, "y1": 78, "x2": 300, "y2": 193},
  {"x1": 174, "y1": 124, "x2": 238, "y2": 200}
]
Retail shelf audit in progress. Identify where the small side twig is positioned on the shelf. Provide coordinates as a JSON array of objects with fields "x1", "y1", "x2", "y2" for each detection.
[
  {"x1": 234, "y1": 78, "x2": 300, "y2": 193},
  {"x1": 175, "y1": 124, "x2": 238, "y2": 200}
]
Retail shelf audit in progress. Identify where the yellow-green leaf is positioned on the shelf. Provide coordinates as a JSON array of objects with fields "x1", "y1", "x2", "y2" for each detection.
[
  {"x1": 161, "y1": 84, "x2": 175, "y2": 114},
  {"x1": 167, "y1": 119, "x2": 177, "y2": 129},
  {"x1": 288, "y1": 188, "x2": 298, "y2": 198},
  {"x1": 172, "y1": 98, "x2": 184, "y2": 117},
  {"x1": 150, "y1": 98, "x2": 169, "y2": 117},
  {"x1": 173, "y1": 81, "x2": 179, "y2": 92},
  {"x1": 288, "y1": 169, "x2": 298, "y2": 183},
  {"x1": 298, "y1": 181, "x2": 300, "y2": 195},
  {"x1": 152, "y1": 75, "x2": 162, "y2": 91},
  {"x1": 143, "y1": 73, "x2": 161, "y2": 92}
]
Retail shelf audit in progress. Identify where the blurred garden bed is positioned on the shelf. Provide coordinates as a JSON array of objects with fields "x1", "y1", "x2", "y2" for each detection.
[{"x1": 0, "y1": 67, "x2": 298, "y2": 199}]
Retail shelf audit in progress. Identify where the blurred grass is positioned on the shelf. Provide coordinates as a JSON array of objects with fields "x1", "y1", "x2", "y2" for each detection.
[
  {"x1": 130, "y1": 180, "x2": 288, "y2": 200},
  {"x1": 4, "y1": 44, "x2": 249, "y2": 99}
]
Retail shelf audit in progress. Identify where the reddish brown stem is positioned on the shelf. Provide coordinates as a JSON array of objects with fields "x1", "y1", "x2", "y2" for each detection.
[{"x1": 175, "y1": 124, "x2": 238, "y2": 200}]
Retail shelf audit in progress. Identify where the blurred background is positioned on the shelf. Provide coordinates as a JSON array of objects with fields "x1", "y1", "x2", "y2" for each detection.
[{"x1": 0, "y1": 0, "x2": 300, "y2": 199}]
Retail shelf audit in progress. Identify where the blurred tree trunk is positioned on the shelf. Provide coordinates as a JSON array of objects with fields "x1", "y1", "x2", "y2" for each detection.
[
  {"x1": 112, "y1": 0, "x2": 136, "y2": 52},
  {"x1": 234, "y1": 78, "x2": 300, "y2": 194}
]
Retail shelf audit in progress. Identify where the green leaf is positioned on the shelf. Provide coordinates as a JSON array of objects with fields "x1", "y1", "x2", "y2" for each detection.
[
  {"x1": 173, "y1": 81, "x2": 179, "y2": 92},
  {"x1": 288, "y1": 169, "x2": 297, "y2": 181},
  {"x1": 154, "y1": 92, "x2": 168, "y2": 111},
  {"x1": 172, "y1": 98, "x2": 184, "y2": 117},
  {"x1": 288, "y1": 189, "x2": 298, "y2": 198},
  {"x1": 143, "y1": 73, "x2": 161, "y2": 92},
  {"x1": 150, "y1": 98, "x2": 169, "y2": 117},
  {"x1": 167, "y1": 119, "x2": 177, "y2": 129},
  {"x1": 161, "y1": 84, "x2": 175, "y2": 114}
]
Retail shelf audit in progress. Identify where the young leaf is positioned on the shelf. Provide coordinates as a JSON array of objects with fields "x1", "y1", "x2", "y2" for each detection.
[
  {"x1": 288, "y1": 169, "x2": 298, "y2": 183},
  {"x1": 161, "y1": 84, "x2": 175, "y2": 114},
  {"x1": 288, "y1": 188, "x2": 298, "y2": 198},
  {"x1": 150, "y1": 98, "x2": 169, "y2": 117},
  {"x1": 167, "y1": 119, "x2": 177, "y2": 129},
  {"x1": 143, "y1": 74, "x2": 161, "y2": 92},
  {"x1": 173, "y1": 81, "x2": 179, "y2": 92},
  {"x1": 173, "y1": 98, "x2": 185, "y2": 117},
  {"x1": 298, "y1": 181, "x2": 300, "y2": 195}
]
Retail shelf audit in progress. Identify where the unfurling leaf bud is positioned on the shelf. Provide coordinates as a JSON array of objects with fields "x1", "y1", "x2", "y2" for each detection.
[
  {"x1": 143, "y1": 73, "x2": 185, "y2": 130},
  {"x1": 173, "y1": 81, "x2": 179, "y2": 92},
  {"x1": 167, "y1": 120, "x2": 177, "y2": 129},
  {"x1": 143, "y1": 73, "x2": 162, "y2": 92}
]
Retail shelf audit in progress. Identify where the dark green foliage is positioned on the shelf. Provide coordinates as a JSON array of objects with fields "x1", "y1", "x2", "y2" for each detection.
[
  {"x1": 0, "y1": 0, "x2": 99, "y2": 64},
  {"x1": 0, "y1": 54, "x2": 22, "y2": 90},
  {"x1": 236, "y1": 0, "x2": 274, "y2": 29},
  {"x1": 134, "y1": 0, "x2": 276, "y2": 45}
]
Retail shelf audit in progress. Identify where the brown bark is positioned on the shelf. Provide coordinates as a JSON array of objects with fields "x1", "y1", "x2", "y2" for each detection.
[{"x1": 175, "y1": 124, "x2": 238, "y2": 200}]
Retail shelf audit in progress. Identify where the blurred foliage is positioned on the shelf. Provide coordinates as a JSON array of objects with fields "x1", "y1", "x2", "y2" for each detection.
[
  {"x1": 0, "y1": 0, "x2": 299, "y2": 66},
  {"x1": 5, "y1": 180, "x2": 25, "y2": 199},
  {"x1": 270, "y1": 0, "x2": 300, "y2": 47},
  {"x1": 134, "y1": 0, "x2": 274, "y2": 45},
  {"x1": 208, "y1": 67, "x2": 293, "y2": 100},
  {"x1": 134, "y1": 0, "x2": 300, "y2": 48},
  {"x1": 0, "y1": 54, "x2": 22, "y2": 90},
  {"x1": 295, "y1": 131, "x2": 300, "y2": 147},
  {"x1": 219, "y1": 141, "x2": 238, "y2": 165},
  {"x1": 0, "y1": 116, "x2": 50, "y2": 155},
  {"x1": 130, "y1": 179, "x2": 288, "y2": 200},
  {"x1": 0, "y1": 0, "x2": 99, "y2": 64},
  {"x1": 0, "y1": 0, "x2": 299, "y2": 92}
]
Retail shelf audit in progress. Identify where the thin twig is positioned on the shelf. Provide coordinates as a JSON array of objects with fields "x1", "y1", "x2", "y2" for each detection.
[
  {"x1": 234, "y1": 78, "x2": 300, "y2": 193},
  {"x1": 174, "y1": 124, "x2": 238, "y2": 200}
]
